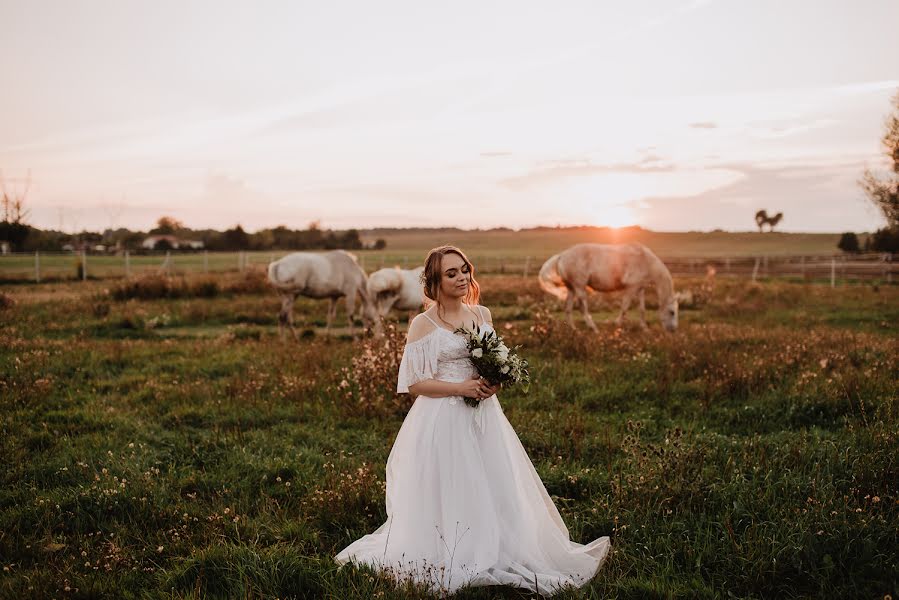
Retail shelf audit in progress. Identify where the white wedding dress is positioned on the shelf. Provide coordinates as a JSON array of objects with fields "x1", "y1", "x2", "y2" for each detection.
[{"x1": 335, "y1": 309, "x2": 610, "y2": 595}]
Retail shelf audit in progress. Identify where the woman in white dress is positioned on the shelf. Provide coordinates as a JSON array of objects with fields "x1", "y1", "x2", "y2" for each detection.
[{"x1": 335, "y1": 245, "x2": 610, "y2": 595}]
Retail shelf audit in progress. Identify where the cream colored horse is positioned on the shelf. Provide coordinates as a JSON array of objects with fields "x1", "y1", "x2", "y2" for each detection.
[
  {"x1": 538, "y1": 243, "x2": 679, "y2": 332},
  {"x1": 267, "y1": 250, "x2": 374, "y2": 339},
  {"x1": 363, "y1": 266, "x2": 425, "y2": 337}
]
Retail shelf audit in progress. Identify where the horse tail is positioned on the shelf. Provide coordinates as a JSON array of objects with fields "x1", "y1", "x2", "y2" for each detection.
[
  {"x1": 267, "y1": 259, "x2": 286, "y2": 289},
  {"x1": 538, "y1": 254, "x2": 569, "y2": 301}
]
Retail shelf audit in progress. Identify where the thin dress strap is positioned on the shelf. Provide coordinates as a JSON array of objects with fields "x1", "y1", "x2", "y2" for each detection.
[
  {"x1": 420, "y1": 312, "x2": 441, "y2": 328},
  {"x1": 476, "y1": 305, "x2": 486, "y2": 323}
]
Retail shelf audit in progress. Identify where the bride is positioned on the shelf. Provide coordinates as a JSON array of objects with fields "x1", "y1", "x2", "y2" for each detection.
[{"x1": 335, "y1": 245, "x2": 610, "y2": 595}]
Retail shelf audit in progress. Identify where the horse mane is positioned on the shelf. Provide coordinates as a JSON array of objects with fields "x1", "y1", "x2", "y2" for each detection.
[{"x1": 636, "y1": 244, "x2": 674, "y2": 301}]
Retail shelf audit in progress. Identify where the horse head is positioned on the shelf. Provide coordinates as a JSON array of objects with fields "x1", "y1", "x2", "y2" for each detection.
[{"x1": 659, "y1": 294, "x2": 679, "y2": 332}]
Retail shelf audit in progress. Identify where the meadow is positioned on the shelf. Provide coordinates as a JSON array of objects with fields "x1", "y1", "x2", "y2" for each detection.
[
  {"x1": 1, "y1": 269, "x2": 897, "y2": 599},
  {"x1": 0, "y1": 227, "x2": 859, "y2": 283}
]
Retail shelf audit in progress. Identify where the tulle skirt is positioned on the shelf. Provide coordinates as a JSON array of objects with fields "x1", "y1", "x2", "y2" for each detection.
[{"x1": 334, "y1": 394, "x2": 610, "y2": 595}]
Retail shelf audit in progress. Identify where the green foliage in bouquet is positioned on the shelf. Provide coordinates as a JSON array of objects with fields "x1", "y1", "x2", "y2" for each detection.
[{"x1": 454, "y1": 322, "x2": 530, "y2": 407}]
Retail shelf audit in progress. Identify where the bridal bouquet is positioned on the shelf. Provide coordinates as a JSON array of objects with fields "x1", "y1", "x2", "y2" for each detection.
[{"x1": 453, "y1": 323, "x2": 530, "y2": 407}]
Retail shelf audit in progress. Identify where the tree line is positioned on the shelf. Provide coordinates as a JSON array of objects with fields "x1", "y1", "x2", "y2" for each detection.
[{"x1": 1, "y1": 216, "x2": 386, "y2": 253}]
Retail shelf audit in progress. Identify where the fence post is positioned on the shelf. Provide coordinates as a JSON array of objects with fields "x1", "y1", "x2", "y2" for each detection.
[
  {"x1": 81, "y1": 250, "x2": 88, "y2": 281},
  {"x1": 125, "y1": 251, "x2": 131, "y2": 278},
  {"x1": 751, "y1": 257, "x2": 760, "y2": 282},
  {"x1": 203, "y1": 250, "x2": 209, "y2": 273},
  {"x1": 34, "y1": 251, "x2": 40, "y2": 283},
  {"x1": 830, "y1": 258, "x2": 836, "y2": 288},
  {"x1": 523, "y1": 256, "x2": 530, "y2": 279},
  {"x1": 724, "y1": 257, "x2": 730, "y2": 273}
]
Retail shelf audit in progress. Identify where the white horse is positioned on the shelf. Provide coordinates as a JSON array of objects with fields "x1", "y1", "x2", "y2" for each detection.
[
  {"x1": 538, "y1": 243, "x2": 679, "y2": 332},
  {"x1": 363, "y1": 266, "x2": 425, "y2": 337},
  {"x1": 267, "y1": 250, "x2": 373, "y2": 339}
]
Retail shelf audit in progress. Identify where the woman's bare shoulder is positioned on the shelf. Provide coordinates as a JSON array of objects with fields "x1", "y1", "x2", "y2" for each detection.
[
  {"x1": 406, "y1": 312, "x2": 438, "y2": 343},
  {"x1": 476, "y1": 305, "x2": 493, "y2": 324}
]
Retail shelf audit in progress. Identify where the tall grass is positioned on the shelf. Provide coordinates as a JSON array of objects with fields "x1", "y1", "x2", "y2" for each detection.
[{"x1": 0, "y1": 275, "x2": 896, "y2": 598}]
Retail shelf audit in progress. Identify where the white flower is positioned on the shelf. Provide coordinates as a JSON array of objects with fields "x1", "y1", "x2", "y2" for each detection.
[
  {"x1": 472, "y1": 348, "x2": 483, "y2": 358},
  {"x1": 497, "y1": 348, "x2": 509, "y2": 360},
  {"x1": 501, "y1": 365, "x2": 510, "y2": 374}
]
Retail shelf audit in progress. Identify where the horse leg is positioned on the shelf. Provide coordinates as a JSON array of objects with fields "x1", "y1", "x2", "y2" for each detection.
[
  {"x1": 638, "y1": 288, "x2": 648, "y2": 330},
  {"x1": 345, "y1": 292, "x2": 356, "y2": 339},
  {"x1": 277, "y1": 293, "x2": 290, "y2": 341},
  {"x1": 575, "y1": 287, "x2": 598, "y2": 332},
  {"x1": 564, "y1": 289, "x2": 576, "y2": 328},
  {"x1": 325, "y1": 297, "x2": 336, "y2": 337},
  {"x1": 280, "y1": 293, "x2": 300, "y2": 342},
  {"x1": 615, "y1": 287, "x2": 638, "y2": 327}
]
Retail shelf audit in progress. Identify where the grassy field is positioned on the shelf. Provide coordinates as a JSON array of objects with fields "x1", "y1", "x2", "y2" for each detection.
[
  {"x1": 0, "y1": 228, "x2": 863, "y2": 283},
  {"x1": 360, "y1": 227, "x2": 855, "y2": 258},
  {"x1": 1, "y1": 272, "x2": 897, "y2": 598}
]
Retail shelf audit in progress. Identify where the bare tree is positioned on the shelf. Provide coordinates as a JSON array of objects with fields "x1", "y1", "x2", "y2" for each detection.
[
  {"x1": 861, "y1": 90, "x2": 899, "y2": 229},
  {"x1": 0, "y1": 169, "x2": 32, "y2": 250},
  {"x1": 0, "y1": 169, "x2": 31, "y2": 224}
]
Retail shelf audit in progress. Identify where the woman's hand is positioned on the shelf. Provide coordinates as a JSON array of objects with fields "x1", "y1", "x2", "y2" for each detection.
[
  {"x1": 482, "y1": 379, "x2": 501, "y2": 397},
  {"x1": 457, "y1": 377, "x2": 493, "y2": 399}
]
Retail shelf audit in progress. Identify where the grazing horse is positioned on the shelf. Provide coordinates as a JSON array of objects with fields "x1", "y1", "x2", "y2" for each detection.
[
  {"x1": 363, "y1": 266, "x2": 425, "y2": 337},
  {"x1": 755, "y1": 210, "x2": 783, "y2": 232},
  {"x1": 267, "y1": 250, "x2": 373, "y2": 339},
  {"x1": 538, "y1": 243, "x2": 679, "y2": 332}
]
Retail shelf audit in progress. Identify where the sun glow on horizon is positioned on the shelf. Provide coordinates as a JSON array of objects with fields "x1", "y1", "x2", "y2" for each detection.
[{"x1": 588, "y1": 203, "x2": 637, "y2": 229}]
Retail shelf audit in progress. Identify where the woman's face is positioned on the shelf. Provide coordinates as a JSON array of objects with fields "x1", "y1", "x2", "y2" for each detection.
[{"x1": 439, "y1": 252, "x2": 471, "y2": 300}]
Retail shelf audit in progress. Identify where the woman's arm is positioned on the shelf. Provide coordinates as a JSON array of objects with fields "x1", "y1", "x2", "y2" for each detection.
[
  {"x1": 408, "y1": 377, "x2": 489, "y2": 399},
  {"x1": 479, "y1": 305, "x2": 493, "y2": 326},
  {"x1": 403, "y1": 313, "x2": 491, "y2": 399}
]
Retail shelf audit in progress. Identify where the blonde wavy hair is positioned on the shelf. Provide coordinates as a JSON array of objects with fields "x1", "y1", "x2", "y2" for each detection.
[{"x1": 420, "y1": 245, "x2": 481, "y2": 311}]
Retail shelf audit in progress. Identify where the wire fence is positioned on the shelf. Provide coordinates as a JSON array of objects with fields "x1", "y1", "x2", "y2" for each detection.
[{"x1": 0, "y1": 250, "x2": 895, "y2": 286}]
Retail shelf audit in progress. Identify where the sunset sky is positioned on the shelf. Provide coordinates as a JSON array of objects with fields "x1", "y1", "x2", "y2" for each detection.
[{"x1": 2, "y1": 0, "x2": 897, "y2": 233}]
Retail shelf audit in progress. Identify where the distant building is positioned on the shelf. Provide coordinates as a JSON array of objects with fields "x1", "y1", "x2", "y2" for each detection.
[{"x1": 141, "y1": 235, "x2": 204, "y2": 250}]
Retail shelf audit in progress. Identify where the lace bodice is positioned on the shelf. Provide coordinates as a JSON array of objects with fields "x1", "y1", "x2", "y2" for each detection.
[{"x1": 396, "y1": 311, "x2": 492, "y2": 395}]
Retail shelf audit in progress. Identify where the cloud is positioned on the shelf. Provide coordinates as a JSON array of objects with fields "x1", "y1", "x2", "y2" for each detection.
[
  {"x1": 749, "y1": 118, "x2": 839, "y2": 139},
  {"x1": 500, "y1": 157, "x2": 679, "y2": 191},
  {"x1": 632, "y1": 159, "x2": 885, "y2": 232},
  {"x1": 689, "y1": 121, "x2": 718, "y2": 129}
]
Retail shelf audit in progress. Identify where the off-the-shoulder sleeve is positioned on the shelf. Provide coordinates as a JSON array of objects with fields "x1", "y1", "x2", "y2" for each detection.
[{"x1": 396, "y1": 332, "x2": 440, "y2": 394}]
